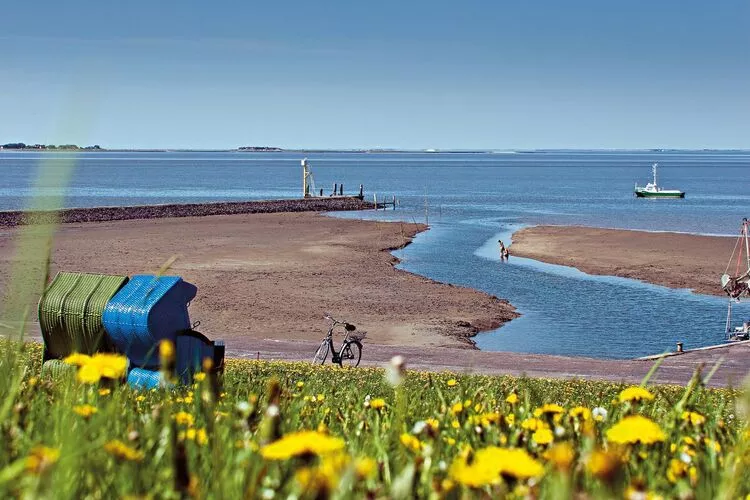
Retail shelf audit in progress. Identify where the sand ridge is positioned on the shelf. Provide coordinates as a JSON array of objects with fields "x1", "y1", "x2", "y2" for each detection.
[{"x1": 509, "y1": 225, "x2": 738, "y2": 296}]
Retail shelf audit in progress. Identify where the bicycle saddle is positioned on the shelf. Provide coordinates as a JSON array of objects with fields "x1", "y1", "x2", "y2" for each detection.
[{"x1": 345, "y1": 323, "x2": 356, "y2": 331}]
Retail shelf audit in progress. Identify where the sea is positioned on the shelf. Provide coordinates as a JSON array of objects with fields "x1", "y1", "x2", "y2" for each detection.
[{"x1": 2, "y1": 150, "x2": 750, "y2": 359}]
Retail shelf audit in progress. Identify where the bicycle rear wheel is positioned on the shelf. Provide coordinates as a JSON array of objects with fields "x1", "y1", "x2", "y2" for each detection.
[
  {"x1": 339, "y1": 340, "x2": 362, "y2": 367},
  {"x1": 313, "y1": 341, "x2": 329, "y2": 364}
]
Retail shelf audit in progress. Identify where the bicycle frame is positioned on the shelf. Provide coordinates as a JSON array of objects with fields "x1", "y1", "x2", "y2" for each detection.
[{"x1": 322, "y1": 324, "x2": 353, "y2": 364}]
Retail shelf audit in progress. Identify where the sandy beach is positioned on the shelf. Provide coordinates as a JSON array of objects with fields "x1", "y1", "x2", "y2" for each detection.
[
  {"x1": 510, "y1": 226, "x2": 737, "y2": 296},
  {"x1": 0, "y1": 212, "x2": 517, "y2": 349}
]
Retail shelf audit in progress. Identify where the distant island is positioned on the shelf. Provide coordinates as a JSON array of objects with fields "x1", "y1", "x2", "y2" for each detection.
[
  {"x1": 237, "y1": 146, "x2": 284, "y2": 152},
  {"x1": 1, "y1": 143, "x2": 101, "y2": 151}
]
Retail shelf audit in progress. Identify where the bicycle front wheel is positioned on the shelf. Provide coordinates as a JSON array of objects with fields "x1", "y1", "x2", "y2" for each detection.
[
  {"x1": 339, "y1": 340, "x2": 362, "y2": 367},
  {"x1": 313, "y1": 341, "x2": 329, "y2": 365}
]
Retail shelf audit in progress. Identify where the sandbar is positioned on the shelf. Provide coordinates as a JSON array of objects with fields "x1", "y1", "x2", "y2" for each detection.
[{"x1": 510, "y1": 226, "x2": 737, "y2": 296}]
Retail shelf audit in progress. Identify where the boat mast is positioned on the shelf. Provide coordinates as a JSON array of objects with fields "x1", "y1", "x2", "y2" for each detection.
[
  {"x1": 726, "y1": 301, "x2": 732, "y2": 334},
  {"x1": 744, "y1": 218, "x2": 750, "y2": 275}
]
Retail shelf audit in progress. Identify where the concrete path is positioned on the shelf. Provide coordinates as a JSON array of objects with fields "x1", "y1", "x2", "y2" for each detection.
[{"x1": 229, "y1": 338, "x2": 750, "y2": 388}]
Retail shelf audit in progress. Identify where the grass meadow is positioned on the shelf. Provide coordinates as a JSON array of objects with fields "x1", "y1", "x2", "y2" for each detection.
[{"x1": 0, "y1": 339, "x2": 747, "y2": 499}]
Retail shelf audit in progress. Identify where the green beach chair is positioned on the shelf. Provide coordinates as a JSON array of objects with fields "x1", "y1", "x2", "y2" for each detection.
[{"x1": 38, "y1": 271, "x2": 129, "y2": 360}]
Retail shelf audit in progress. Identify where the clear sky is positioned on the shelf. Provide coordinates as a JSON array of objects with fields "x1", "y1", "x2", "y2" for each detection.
[{"x1": 1, "y1": 1, "x2": 748, "y2": 150}]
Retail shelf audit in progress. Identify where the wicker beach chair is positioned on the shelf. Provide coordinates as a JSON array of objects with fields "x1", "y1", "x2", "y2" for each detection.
[{"x1": 38, "y1": 272, "x2": 129, "y2": 361}]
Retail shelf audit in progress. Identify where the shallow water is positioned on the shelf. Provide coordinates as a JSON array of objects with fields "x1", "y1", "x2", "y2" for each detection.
[{"x1": 2, "y1": 150, "x2": 750, "y2": 358}]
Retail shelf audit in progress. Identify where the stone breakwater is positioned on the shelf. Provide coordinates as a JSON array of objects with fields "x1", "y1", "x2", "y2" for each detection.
[{"x1": 0, "y1": 197, "x2": 375, "y2": 227}]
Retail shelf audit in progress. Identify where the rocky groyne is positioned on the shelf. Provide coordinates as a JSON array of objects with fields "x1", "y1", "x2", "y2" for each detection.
[{"x1": 0, "y1": 197, "x2": 375, "y2": 227}]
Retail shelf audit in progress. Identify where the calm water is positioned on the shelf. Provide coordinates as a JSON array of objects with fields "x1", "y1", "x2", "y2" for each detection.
[{"x1": 2, "y1": 150, "x2": 750, "y2": 358}]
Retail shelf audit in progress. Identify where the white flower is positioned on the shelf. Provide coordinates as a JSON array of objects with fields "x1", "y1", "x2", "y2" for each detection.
[
  {"x1": 386, "y1": 355, "x2": 406, "y2": 386},
  {"x1": 412, "y1": 421, "x2": 427, "y2": 434},
  {"x1": 592, "y1": 407, "x2": 608, "y2": 422}
]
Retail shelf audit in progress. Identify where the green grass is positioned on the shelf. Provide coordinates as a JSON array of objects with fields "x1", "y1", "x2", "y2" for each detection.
[{"x1": 0, "y1": 341, "x2": 748, "y2": 499}]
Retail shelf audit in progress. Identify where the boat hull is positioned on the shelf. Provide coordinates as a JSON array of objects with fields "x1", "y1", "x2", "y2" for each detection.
[{"x1": 634, "y1": 190, "x2": 685, "y2": 198}]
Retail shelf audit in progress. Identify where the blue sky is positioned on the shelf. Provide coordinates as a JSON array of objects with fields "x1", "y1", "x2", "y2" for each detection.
[{"x1": 1, "y1": 1, "x2": 748, "y2": 149}]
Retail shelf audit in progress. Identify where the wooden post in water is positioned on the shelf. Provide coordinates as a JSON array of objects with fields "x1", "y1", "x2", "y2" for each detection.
[
  {"x1": 333, "y1": 183, "x2": 337, "y2": 196},
  {"x1": 302, "y1": 158, "x2": 310, "y2": 197},
  {"x1": 339, "y1": 184, "x2": 343, "y2": 196},
  {"x1": 359, "y1": 184, "x2": 364, "y2": 199},
  {"x1": 320, "y1": 188, "x2": 323, "y2": 196}
]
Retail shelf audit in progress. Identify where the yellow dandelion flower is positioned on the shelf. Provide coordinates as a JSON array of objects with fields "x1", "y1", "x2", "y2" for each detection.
[
  {"x1": 261, "y1": 431, "x2": 345, "y2": 460},
  {"x1": 533, "y1": 427, "x2": 554, "y2": 445},
  {"x1": 77, "y1": 364, "x2": 101, "y2": 384},
  {"x1": 704, "y1": 438, "x2": 721, "y2": 453},
  {"x1": 445, "y1": 437, "x2": 456, "y2": 446},
  {"x1": 544, "y1": 442, "x2": 575, "y2": 470},
  {"x1": 569, "y1": 406, "x2": 592, "y2": 421},
  {"x1": 681, "y1": 411, "x2": 706, "y2": 426},
  {"x1": 73, "y1": 404, "x2": 98, "y2": 418},
  {"x1": 174, "y1": 411, "x2": 195, "y2": 427},
  {"x1": 90, "y1": 353, "x2": 128, "y2": 379},
  {"x1": 587, "y1": 449, "x2": 622, "y2": 480},
  {"x1": 63, "y1": 353, "x2": 92, "y2": 367},
  {"x1": 451, "y1": 402, "x2": 464, "y2": 415},
  {"x1": 355, "y1": 457, "x2": 377, "y2": 479},
  {"x1": 506, "y1": 414, "x2": 515, "y2": 426},
  {"x1": 400, "y1": 433, "x2": 423, "y2": 453},
  {"x1": 606, "y1": 415, "x2": 665, "y2": 445},
  {"x1": 451, "y1": 419, "x2": 460, "y2": 429},
  {"x1": 104, "y1": 440, "x2": 144, "y2": 462},
  {"x1": 426, "y1": 418, "x2": 440, "y2": 431},
  {"x1": 447, "y1": 379, "x2": 457, "y2": 387},
  {"x1": 99, "y1": 388, "x2": 111, "y2": 396},
  {"x1": 667, "y1": 458, "x2": 688, "y2": 483},
  {"x1": 369, "y1": 398, "x2": 386, "y2": 410},
  {"x1": 159, "y1": 339, "x2": 175, "y2": 362},
  {"x1": 473, "y1": 412, "x2": 501, "y2": 427},
  {"x1": 135, "y1": 395, "x2": 146, "y2": 402},
  {"x1": 296, "y1": 381, "x2": 304, "y2": 388},
  {"x1": 618, "y1": 386, "x2": 654, "y2": 403},
  {"x1": 505, "y1": 393, "x2": 519, "y2": 404},
  {"x1": 534, "y1": 403, "x2": 565, "y2": 417},
  {"x1": 521, "y1": 417, "x2": 549, "y2": 431},
  {"x1": 194, "y1": 372, "x2": 206, "y2": 382},
  {"x1": 441, "y1": 478, "x2": 456, "y2": 492},
  {"x1": 450, "y1": 447, "x2": 544, "y2": 486},
  {"x1": 25, "y1": 446, "x2": 60, "y2": 475},
  {"x1": 295, "y1": 467, "x2": 335, "y2": 492},
  {"x1": 185, "y1": 428, "x2": 209, "y2": 446}
]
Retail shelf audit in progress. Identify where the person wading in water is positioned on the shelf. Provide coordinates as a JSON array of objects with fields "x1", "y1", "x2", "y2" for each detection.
[{"x1": 498, "y1": 240, "x2": 510, "y2": 261}]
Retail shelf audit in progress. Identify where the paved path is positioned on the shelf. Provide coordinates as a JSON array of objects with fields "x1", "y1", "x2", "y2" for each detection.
[
  {"x1": 19, "y1": 331, "x2": 749, "y2": 388},
  {"x1": 229, "y1": 338, "x2": 750, "y2": 388}
]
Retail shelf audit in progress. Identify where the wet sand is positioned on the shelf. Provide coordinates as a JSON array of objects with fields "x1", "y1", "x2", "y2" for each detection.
[
  {"x1": 0, "y1": 213, "x2": 517, "y2": 349},
  {"x1": 510, "y1": 226, "x2": 737, "y2": 296}
]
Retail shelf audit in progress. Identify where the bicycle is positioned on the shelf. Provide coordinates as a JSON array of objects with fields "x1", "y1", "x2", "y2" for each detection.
[{"x1": 312, "y1": 314, "x2": 365, "y2": 367}]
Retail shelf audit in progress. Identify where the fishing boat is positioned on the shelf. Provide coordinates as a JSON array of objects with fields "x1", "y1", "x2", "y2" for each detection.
[
  {"x1": 634, "y1": 163, "x2": 685, "y2": 198},
  {"x1": 721, "y1": 218, "x2": 750, "y2": 341}
]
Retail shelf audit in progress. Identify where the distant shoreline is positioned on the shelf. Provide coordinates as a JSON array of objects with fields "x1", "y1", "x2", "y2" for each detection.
[{"x1": 3, "y1": 148, "x2": 750, "y2": 154}]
